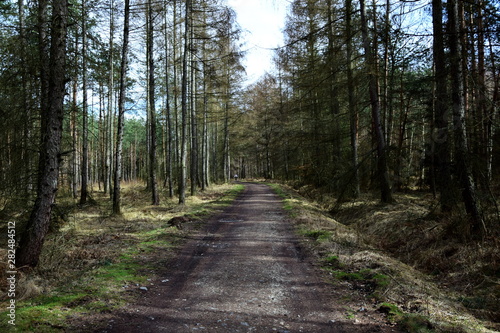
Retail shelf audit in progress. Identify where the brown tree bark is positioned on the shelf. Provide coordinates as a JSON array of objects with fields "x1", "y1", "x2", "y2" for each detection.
[
  {"x1": 346, "y1": 0, "x2": 360, "y2": 198},
  {"x1": 432, "y1": 0, "x2": 453, "y2": 212},
  {"x1": 148, "y1": 0, "x2": 159, "y2": 205},
  {"x1": 112, "y1": 0, "x2": 130, "y2": 215},
  {"x1": 80, "y1": 0, "x2": 89, "y2": 205},
  {"x1": 359, "y1": 0, "x2": 393, "y2": 203},
  {"x1": 178, "y1": 0, "x2": 190, "y2": 204},
  {"x1": 448, "y1": 0, "x2": 485, "y2": 236},
  {"x1": 17, "y1": 0, "x2": 68, "y2": 269}
]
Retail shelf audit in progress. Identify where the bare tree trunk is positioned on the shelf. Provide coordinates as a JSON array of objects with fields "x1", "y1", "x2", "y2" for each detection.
[
  {"x1": 105, "y1": 0, "x2": 115, "y2": 196},
  {"x1": 346, "y1": 0, "x2": 359, "y2": 198},
  {"x1": 80, "y1": 0, "x2": 89, "y2": 205},
  {"x1": 190, "y1": 27, "x2": 198, "y2": 196},
  {"x1": 148, "y1": 0, "x2": 159, "y2": 205},
  {"x1": 178, "y1": 0, "x2": 190, "y2": 204},
  {"x1": 448, "y1": 0, "x2": 485, "y2": 236},
  {"x1": 164, "y1": 6, "x2": 174, "y2": 198},
  {"x1": 71, "y1": 71, "x2": 78, "y2": 198},
  {"x1": 359, "y1": 0, "x2": 393, "y2": 203},
  {"x1": 432, "y1": 0, "x2": 453, "y2": 211},
  {"x1": 112, "y1": 0, "x2": 130, "y2": 215},
  {"x1": 17, "y1": 0, "x2": 68, "y2": 269}
]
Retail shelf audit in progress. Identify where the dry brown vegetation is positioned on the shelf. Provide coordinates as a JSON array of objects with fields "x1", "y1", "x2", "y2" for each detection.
[
  {"x1": 0, "y1": 182, "x2": 241, "y2": 331},
  {"x1": 279, "y1": 183, "x2": 500, "y2": 332}
]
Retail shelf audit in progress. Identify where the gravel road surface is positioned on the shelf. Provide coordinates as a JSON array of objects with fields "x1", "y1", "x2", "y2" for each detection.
[{"x1": 101, "y1": 183, "x2": 397, "y2": 332}]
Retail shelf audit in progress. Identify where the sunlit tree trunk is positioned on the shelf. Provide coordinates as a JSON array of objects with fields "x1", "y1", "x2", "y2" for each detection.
[
  {"x1": 105, "y1": 0, "x2": 115, "y2": 196},
  {"x1": 163, "y1": 5, "x2": 174, "y2": 197},
  {"x1": 190, "y1": 22, "x2": 198, "y2": 196},
  {"x1": 179, "y1": 0, "x2": 190, "y2": 204},
  {"x1": 112, "y1": 0, "x2": 130, "y2": 215}
]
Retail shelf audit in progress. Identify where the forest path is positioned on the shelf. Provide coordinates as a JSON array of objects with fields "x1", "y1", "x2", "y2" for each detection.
[{"x1": 99, "y1": 183, "x2": 396, "y2": 332}]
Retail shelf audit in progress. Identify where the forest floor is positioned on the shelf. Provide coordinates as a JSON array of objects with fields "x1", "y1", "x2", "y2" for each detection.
[{"x1": 0, "y1": 181, "x2": 498, "y2": 332}]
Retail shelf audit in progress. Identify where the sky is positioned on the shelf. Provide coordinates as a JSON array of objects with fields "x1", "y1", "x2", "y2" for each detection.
[{"x1": 227, "y1": 0, "x2": 289, "y2": 85}]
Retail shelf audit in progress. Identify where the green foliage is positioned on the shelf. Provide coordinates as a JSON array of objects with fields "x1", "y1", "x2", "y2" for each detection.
[
  {"x1": 379, "y1": 302, "x2": 403, "y2": 323},
  {"x1": 323, "y1": 255, "x2": 343, "y2": 269},
  {"x1": 302, "y1": 229, "x2": 333, "y2": 241},
  {"x1": 399, "y1": 314, "x2": 434, "y2": 333},
  {"x1": 378, "y1": 303, "x2": 434, "y2": 332}
]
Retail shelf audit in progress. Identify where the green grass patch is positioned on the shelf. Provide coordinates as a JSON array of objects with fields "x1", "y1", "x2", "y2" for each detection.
[
  {"x1": 380, "y1": 303, "x2": 434, "y2": 333},
  {"x1": 0, "y1": 183, "x2": 246, "y2": 332},
  {"x1": 379, "y1": 302, "x2": 403, "y2": 323},
  {"x1": 301, "y1": 229, "x2": 333, "y2": 241},
  {"x1": 267, "y1": 183, "x2": 298, "y2": 217}
]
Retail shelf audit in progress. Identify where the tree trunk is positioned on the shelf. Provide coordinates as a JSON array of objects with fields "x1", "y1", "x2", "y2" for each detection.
[
  {"x1": 148, "y1": 0, "x2": 159, "y2": 205},
  {"x1": 359, "y1": 0, "x2": 393, "y2": 203},
  {"x1": 448, "y1": 0, "x2": 485, "y2": 236},
  {"x1": 190, "y1": 28, "x2": 198, "y2": 196},
  {"x1": 164, "y1": 8, "x2": 174, "y2": 198},
  {"x1": 346, "y1": 0, "x2": 360, "y2": 198},
  {"x1": 112, "y1": 0, "x2": 130, "y2": 215},
  {"x1": 178, "y1": 0, "x2": 190, "y2": 204},
  {"x1": 432, "y1": 0, "x2": 453, "y2": 211},
  {"x1": 80, "y1": 0, "x2": 89, "y2": 205},
  {"x1": 17, "y1": 0, "x2": 68, "y2": 269},
  {"x1": 105, "y1": 0, "x2": 115, "y2": 196}
]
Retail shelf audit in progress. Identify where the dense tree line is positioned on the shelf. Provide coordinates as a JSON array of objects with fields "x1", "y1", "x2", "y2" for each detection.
[
  {"x1": 0, "y1": 0, "x2": 243, "y2": 268},
  {"x1": 238, "y1": 0, "x2": 499, "y2": 237},
  {"x1": 2, "y1": 0, "x2": 499, "y2": 268}
]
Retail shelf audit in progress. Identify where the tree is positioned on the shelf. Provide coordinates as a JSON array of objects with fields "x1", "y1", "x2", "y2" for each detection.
[
  {"x1": 178, "y1": 0, "x2": 191, "y2": 205},
  {"x1": 147, "y1": 0, "x2": 159, "y2": 205},
  {"x1": 112, "y1": 0, "x2": 131, "y2": 215},
  {"x1": 431, "y1": 0, "x2": 453, "y2": 212},
  {"x1": 17, "y1": 0, "x2": 69, "y2": 268},
  {"x1": 359, "y1": 0, "x2": 393, "y2": 203},
  {"x1": 447, "y1": 0, "x2": 485, "y2": 235},
  {"x1": 346, "y1": 0, "x2": 360, "y2": 198},
  {"x1": 80, "y1": 0, "x2": 89, "y2": 205}
]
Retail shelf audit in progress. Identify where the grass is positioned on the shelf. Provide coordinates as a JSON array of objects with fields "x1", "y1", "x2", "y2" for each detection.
[
  {"x1": 267, "y1": 182, "x2": 500, "y2": 333},
  {"x1": 0, "y1": 182, "x2": 245, "y2": 332}
]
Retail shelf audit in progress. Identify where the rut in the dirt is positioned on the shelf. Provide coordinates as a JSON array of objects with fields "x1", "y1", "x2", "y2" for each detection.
[{"x1": 100, "y1": 183, "x2": 396, "y2": 333}]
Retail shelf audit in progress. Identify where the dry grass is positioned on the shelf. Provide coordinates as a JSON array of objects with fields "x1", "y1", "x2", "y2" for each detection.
[
  {"x1": 275, "y1": 184, "x2": 500, "y2": 332},
  {"x1": 0, "y1": 181, "x2": 241, "y2": 330}
]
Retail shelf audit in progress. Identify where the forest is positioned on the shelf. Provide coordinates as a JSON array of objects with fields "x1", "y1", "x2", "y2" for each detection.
[{"x1": 0, "y1": 0, "x2": 500, "y2": 330}]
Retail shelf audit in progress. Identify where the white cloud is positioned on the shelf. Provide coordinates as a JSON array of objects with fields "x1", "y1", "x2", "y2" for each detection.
[{"x1": 227, "y1": 0, "x2": 288, "y2": 84}]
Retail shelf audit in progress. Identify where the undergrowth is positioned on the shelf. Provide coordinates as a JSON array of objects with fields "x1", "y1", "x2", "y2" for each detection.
[
  {"x1": 0, "y1": 182, "x2": 244, "y2": 332},
  {"x1": 269, "y1": 182, "x2": 499, "y2": 333}
]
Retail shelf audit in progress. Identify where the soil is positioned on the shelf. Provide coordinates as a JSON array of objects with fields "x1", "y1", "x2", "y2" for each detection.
[{"x1": 82, "y1": 183, "x2": 400, "y2": 332}]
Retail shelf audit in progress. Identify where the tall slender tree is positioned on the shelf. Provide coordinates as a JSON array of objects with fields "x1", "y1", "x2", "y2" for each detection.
[
  {"x1": 148, "y1": 0, "x2": 160, "y2": 205},
  {"x1": 17, "y1": 0, "x2": 69, "y2": 268},
  {"x1": 112, "y1": 0, "x2": 131, "y2": 215},
  {"x1": 359, "y1": 0, "x2": 393, "y2": 203},
  {"x1": 432, "y1": 0, "x2": 453, "y2": 212},
  {"x1": 80, "y1": 0, "x2": 89, "y2": 205},
  {"x1": 448, "y1": 0, "x2": 485, "y2": 235},
  {"x1": 179, "y1": 0, "x2": 191, "y2": 204}
]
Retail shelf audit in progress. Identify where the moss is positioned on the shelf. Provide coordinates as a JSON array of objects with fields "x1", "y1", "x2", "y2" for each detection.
[
  {"x1": 323, "y1": 255, "x2": 343, "y2": 269},
  {"x1": 399, "y1": 313, "x2": 434, "y2": 333},
  {"x1": 379, "y1": 302, "x2": 403, "y2": 323},
  {"x1": 302, "y1": 229, "x2": 333, "y2": 241}
]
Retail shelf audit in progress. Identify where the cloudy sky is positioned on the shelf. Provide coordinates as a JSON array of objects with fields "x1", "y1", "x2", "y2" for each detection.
[{"x1": 227, "y1": 0, "x2": 289, "y2": 84}]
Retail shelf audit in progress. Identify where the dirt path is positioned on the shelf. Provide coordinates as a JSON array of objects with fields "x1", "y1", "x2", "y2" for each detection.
[{"x1": 99, "y1": 183, "x2": 396, "y2": 332}]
